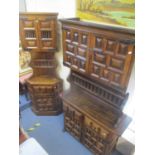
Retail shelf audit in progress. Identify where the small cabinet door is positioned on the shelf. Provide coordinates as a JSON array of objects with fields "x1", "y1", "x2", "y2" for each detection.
[
  {"x1": 19, "y1": 16, "x2": 40, "y2": 50},
  {"x1": 37, "y1": 17, "x2": 56, "y2": 50},
  {"x1": 62, "y1": 28, "x2": 90, "y2": 74}
]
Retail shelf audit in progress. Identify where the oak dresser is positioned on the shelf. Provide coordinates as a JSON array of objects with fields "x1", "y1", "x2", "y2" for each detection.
[{"x1": 60, "y1": 18, "x2": 134, "y2": 155}]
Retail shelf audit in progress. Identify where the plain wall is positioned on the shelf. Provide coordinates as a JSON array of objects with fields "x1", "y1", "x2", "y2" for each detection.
[
  {"x1": 19, "y1": 0, "x2": 26, "y2": 12},
  {"x1": 25, "y1": 0, "x2": 76, "y2": 18}
]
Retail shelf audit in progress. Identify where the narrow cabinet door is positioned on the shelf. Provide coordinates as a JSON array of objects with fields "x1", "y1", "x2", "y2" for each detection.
[
  {"x1": 37, "y1": 16, "x2": 57, "y2": 50},
  {"x1": 62, "y1": 27, "x2": 90, "y2": 74},
  {"x1": 19, "y1": 15, "x2": 40, "y2": 50}
]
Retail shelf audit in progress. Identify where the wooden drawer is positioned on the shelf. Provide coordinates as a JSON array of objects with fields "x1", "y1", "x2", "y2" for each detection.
[
  {"x1": 35, "y1": 97, "x2": 59, "y2": 111},
  {"x1": 64, "y1": 104, "x2": 83, "y2": 141},
  {"x1": 83, "y1": 117, "x2": 110, "y2": 155},
  {"x1": 28, "y1": 85, "x2": 58, "y2": 95}
]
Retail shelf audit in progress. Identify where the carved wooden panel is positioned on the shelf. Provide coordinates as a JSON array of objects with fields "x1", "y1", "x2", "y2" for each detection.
[
  {"x1": 61, "y1": 19, "x2": 135, "y2": 92},
  {"x1": 90, "y1": 34, "x2": 134, "y2": 90},
  {"x1": 63, "y1": 28, "x2": 90, "y2": 74},
  {"x1": 83, "y1": 117, "x2": 109, "y2": 155}
]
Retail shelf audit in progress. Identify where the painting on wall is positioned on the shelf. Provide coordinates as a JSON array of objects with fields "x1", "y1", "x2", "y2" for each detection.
[{"x1": 76, "y1": 0, "x2": 135, "y2": 28}]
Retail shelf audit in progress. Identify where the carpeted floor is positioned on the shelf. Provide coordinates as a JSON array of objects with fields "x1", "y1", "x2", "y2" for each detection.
[{"x1": 20, "y1": 95, "x2": 122, "y2": 155}]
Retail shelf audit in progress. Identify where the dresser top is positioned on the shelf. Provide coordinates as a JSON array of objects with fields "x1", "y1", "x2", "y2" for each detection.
[{"x1": 27, "y1": 75, "x2": 60, "y2": 85}]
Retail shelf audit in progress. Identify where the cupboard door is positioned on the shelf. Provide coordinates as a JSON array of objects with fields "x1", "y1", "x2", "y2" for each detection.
[
  {"x1": 63, "y1": 28, "x2": 90, "y2": 74},
  {"x1": 90, "y1": 34, "x2": 134, "y2": 90},
  {"x1": 19, "y1": 17, "x2": 40, "y2": 50},
  {"x1": 38, "y1": 18, "x2": 56, "y2": 50}
]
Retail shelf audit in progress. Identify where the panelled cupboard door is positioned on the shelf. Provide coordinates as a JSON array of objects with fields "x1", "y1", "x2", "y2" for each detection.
[
  {"x1": 63, "y1": 28, "x2": 90, "y2": 74},
  {"x1": 89, "y1": 34, "x2": 134, "y2": 90},
  {"x1": 37, "y1": 17, "x2": 56, "y2": 50},
  {"x1": 19, "y1": 16, "x2": 40, "y2": 50}
]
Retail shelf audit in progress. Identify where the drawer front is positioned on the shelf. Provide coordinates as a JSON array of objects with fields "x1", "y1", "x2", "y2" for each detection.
[
  {"x1": 34, "y1": 97, "x2": 60, "y2": 112},
  {"x1": 84, "y1": 117, "x2": 110, "y2": 140},
  {"x1": 28, "y1": 84, "x2": 61, "y2": 97},
  {"x1": 64, "y1": 104, "x2": 83, "y2": 141},
  {"x1": 83, "y1": 117, "x2": 110, "y2": 155}
]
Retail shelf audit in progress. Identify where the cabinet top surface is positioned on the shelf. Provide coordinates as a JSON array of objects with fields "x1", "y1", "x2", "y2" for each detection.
[
  {"x1": 60, "y1": 18, "x2": 134, "y2": 35},
  {"x1": 27, "y1": 75, "x2": 60, "y2": 85}
]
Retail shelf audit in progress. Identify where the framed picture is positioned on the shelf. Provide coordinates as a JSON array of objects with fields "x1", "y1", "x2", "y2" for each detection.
[{"x1": 76, "y1": 0, "x2": 135, "y2": 28}]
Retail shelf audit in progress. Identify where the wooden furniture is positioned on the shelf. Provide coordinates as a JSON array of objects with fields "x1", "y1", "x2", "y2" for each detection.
[
  {"x1": 19, "y1": 13, "x2": 62, "y2": 115},
  {"x1": 60, "y1": 18, "x2": 134, "y2": 155},
  {"x1": 27, "y1": 76, "x2": 62, "y2": 115}
]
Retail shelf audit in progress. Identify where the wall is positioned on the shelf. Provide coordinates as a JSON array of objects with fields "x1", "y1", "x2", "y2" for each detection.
[
  {"x1": 25, "y1": 0, "x2": 76, "y2": 18},
  {"x1": 19, "y1": 0, "x2": 26, "y2": 12}
]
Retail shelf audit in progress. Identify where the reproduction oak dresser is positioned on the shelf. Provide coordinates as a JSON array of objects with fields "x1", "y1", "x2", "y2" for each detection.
[
  {"x1": 19, "y1": 13, "x2": 62, "y2": 115},
  {"x1": 60, "y1": 18, "x2": 134, "y2": 155}
]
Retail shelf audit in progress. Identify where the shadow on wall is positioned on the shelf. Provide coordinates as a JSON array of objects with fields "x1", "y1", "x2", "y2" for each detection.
[{"x1": 116, "y1": 137, "x2": 135, "y2": 155}]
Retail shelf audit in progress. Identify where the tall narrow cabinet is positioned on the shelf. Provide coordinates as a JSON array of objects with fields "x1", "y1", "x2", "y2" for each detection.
[{"x1": 19, "y1": 13, "x2": 62, "y2": 115}]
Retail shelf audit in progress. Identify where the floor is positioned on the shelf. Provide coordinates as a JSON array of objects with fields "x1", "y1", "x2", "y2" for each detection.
[{"x1": 20, "y1": 95, "x2": 122, "y2": 155}]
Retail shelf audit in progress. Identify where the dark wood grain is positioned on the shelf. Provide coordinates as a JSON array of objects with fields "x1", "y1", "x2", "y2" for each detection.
[{"x1": 60, "y1": 18, "x2": 135, "y2": 93}]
